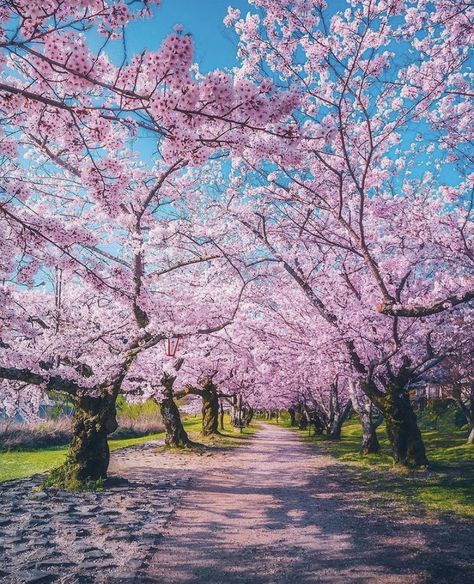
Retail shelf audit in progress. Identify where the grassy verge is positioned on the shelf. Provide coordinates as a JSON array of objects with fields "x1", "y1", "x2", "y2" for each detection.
[
  {"x1": 0, "y1": 415, "x2": 259, "y2": 483},
  {"x1": 0, "y1": 432, "x2": 164, "y2": 484},
  {"x1": 268, "y1": 414, "x2": 474, "y2": 519},
  {"x1": 184, "y1": 414, "x2": 260, "y2": 448}
]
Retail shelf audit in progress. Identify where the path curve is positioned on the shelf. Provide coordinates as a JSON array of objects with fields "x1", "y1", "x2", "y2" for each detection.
[{"x1": 143, "y1": 424, "x2": 446, "y2": 584}]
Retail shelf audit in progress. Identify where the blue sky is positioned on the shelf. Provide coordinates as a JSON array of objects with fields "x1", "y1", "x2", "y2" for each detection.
[
  {"x1": 104, "y1": 0, "x2": 465, "y2": 187},
  {"x1": 121, "y1": 0, "x2": 253, "y2": 72},
  {"x1": 122, "y1": 0, "x2": 348, "y2": 71}
]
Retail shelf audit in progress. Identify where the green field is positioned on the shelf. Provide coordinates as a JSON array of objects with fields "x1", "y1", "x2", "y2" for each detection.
[
  {"x1": 272, "y1": 413, "x2": 474, "y2": 519},
  {"x1": 0, "y1": 415, "x2": 258, "y2": 484}
]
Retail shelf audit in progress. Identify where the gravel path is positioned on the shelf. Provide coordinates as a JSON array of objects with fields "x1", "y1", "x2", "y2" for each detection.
[
  {"x1": 0, "y1": 441, "x2": 190, "y2": 584},
  {"x1": 144, "y1": 424, "x2": 473, "y2": 584}
]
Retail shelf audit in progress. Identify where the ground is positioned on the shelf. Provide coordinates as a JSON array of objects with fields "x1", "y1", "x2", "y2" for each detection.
[
  {"x1": 143, "y1": 423, "x2": 474, "y2": 584},
  {"x1": 0, "y1": 423, "x2": 473, "y2": 583}
]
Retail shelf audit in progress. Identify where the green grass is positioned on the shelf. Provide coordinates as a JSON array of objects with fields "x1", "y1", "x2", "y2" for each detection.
[
  {"x1": 276, "y1": 413, "x2": 474, "y2": 519},
  {"x1": 0, "y1": 432, "x2": 164, "y2": 484},
  {"x1": 0, "y1": 415, "x2": 259, "y2": 484},
  {"x1": 185, "y1": 414, "x2": 260, "y2": 447}
]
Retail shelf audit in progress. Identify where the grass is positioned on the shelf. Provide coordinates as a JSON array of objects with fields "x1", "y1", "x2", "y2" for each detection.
[
  {"x1": 0, "y1": 414, "x2": 259, "y2": 483},
  {"x1": 184, "y1": 414, "x2": 260, "y2": 448},
  {"x1": 0, "y1": 432, "x2": 164, "y2": 484},
  {"x1": 270, "y1": 412, "x2": 474, "y2": 519}
]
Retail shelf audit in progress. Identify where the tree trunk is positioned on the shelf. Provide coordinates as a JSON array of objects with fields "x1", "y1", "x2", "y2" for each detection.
[
  {"x1": 288, "y1": 407, "x2": 297, "y2": 426},
  {"x1": 201, "y1": 379, "x2": 219, "y2": 436},
  {"x1": 452, "y1": 382, "x2": 474, "y2": 445},
  {"x1": 243, "y1": 406, "x2": 253, "y2": 427},
  {"x1": 219, "y1": 400, "x2": 225, "y2": 431},
  {"x1": 467, "y1": 424, "x2": 474, "y2": 445},
  {"x1": 327, "y1": 420, "x2": 344, "y2": 440},
  {"x1": 230, "y1": 395, "x2": 243, "y2": 428},
  {"x1": 159, "y1": 373, "x2": 192, "y2": 448},
  {"x1": 45, "y1": 391, "x2": 117, "y2": 489},
  {"x1": 361, "y1": 419, "x2": 381, "y2": 454},
  {"x1": 160, "y1": 397, "x2": 192, "y2": 447},
  {"x1": 299, "y1": 412, "x2": 308, "y2": 430},
  {"x1": 375, "y1": 385, "x2": 428, "y2": 467},
  {"x1": 311, "y1": 412, "x2": 325, "y2": 435},
  {"x1": 349, "y1": 380, "x2": 381, "y2": 454}
]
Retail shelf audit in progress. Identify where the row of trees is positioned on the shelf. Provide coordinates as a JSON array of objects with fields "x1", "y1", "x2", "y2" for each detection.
[{"x1": 0, "y1": 0, "x2": 472, "y2": 487}]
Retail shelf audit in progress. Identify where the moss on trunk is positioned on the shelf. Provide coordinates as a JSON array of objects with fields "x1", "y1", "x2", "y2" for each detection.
[
  {"x1": 201, "y1": 378, "x2": 219, "y2": 436},
  {"x1": 160, "y1": 373, "x2": 193, "y2": 448},
  {"x1": 375, "y1": 387, "x2": 428, "y2": 467},
  {"x1": 361, "y1": 422, "x2": 381, "y2": 454},
  {"x1": 44, "y1": 391, "x2": 117, "y2": 490}
]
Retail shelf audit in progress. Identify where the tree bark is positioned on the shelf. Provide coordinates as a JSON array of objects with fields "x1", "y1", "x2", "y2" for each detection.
[
  {"x1": 45, "y1": 391, "x2": 117, "y2": 488},
  {"x1": 349, "y1": 380, "x2": 381, "y2": 454},
  {"x1": 467, "y1": 425, "x2": 474, "y2": 445},
  {"x1": 451, "y1": 382, "x2": 474, "y2": 445},
  {"x1": 288, "y1": 407, "x2": 297, "y2": 426},
  {"x1": 201, "y1": 378, "x2": 219, "y2": 436},
  {"x1": 230, "y1": 395, "x2": 243, "y2": 428},
  {"x1": 299, "y1": 411, "x2": 308, "y2": 430},
  {"x1": 219, "y1": 400, "x2": 225, "y2": 431},
  {"x1": 159, "y1": 373, "x2": 192, "y2": 448},
  {"x1": 361, "y1": 420, "x2": 381, "y2": 454},
  {"x1": 373, "y1": 385, "x2": 428, "y2": 467},
  {"x1": 160, "y1": 397, "x2": 192, "y2": 447},
  {"x1": 243, "y1": 405, "x2": 253, "y2": 427}
]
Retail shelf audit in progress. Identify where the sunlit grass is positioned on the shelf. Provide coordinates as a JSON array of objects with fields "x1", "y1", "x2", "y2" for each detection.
[
  {"x1": 0, "y1": 432, "x2": 165, "y2": 484},
  {"x1": 181, "y1": 413, "x2": 260, "y2": 448},
  {"x1": 0, "y1": 414, "x2": 259, "y2": 483}
]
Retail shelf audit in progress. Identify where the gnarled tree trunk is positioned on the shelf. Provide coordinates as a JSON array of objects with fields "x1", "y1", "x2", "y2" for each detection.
[
  {"x1": 159, "y1": 373, "x2": 192, "y2": 448},
  {"x1": 349, "y1": 380, "x2": 381, "y2": 454},
  {"x1": 46, "y1": 390, "x2": 117, "y2": 489},
  {"x1": 372, "y1": 384, "x2": 428, "y2": 467},
  {"x1": 361, "y1": 418, "x2": 381, "y2": 454},
  {"x1": 201, "y1": 378, "x2": 219, "y2": 436}
]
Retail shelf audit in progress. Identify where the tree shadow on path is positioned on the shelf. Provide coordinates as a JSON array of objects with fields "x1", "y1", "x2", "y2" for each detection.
[{"x1": 132, "y1": 426, "x2": 474, "y2": 584}]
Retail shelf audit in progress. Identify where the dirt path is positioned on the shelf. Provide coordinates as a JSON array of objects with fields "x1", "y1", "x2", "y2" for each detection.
[{"x1": 143, "y1": 423, "x2": 473, "y2": 584}]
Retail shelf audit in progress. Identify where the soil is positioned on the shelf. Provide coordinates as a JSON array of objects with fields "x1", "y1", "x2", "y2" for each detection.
[{"x1": 143, "y1": 423, "x2": 474, "y2": 584}]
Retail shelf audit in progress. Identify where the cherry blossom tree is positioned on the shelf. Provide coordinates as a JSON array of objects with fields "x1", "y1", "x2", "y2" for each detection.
[
  {"x1": 0, "y1": 0, "x2": 302, "y2": 485},
  {"x1": 217, "y1": 0, "x2": 474, "y2": 466},
  {"x1": 1, "y1": 0, "x2": 473, "y2": 489}
]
